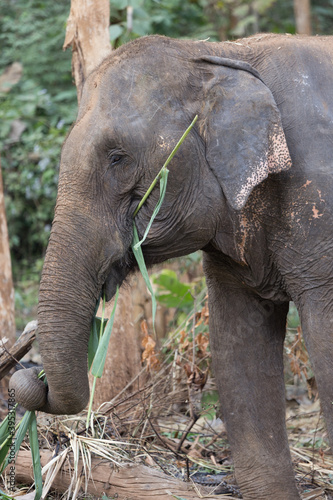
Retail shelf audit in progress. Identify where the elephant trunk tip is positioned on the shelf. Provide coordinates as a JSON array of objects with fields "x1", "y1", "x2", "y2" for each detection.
[
  {"x1": 9, "y1": 367, "x2": 47, "y2": 411},
  {"x1": 9, "y1": 367, "x2": 89, "y2": 415}
]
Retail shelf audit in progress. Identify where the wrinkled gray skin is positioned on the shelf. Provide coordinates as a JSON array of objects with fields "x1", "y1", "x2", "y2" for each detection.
[{"x1": 10, "y1": 34, "x2": 333, "y2": 499}]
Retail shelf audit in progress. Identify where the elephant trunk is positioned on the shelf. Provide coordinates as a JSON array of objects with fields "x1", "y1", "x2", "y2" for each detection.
[
  {"x1": 10, "y1": 206, "x2": 116, "y2": 414},
  {"x1": 39, "y1": 241, "x2": 97, "y2": 414}
]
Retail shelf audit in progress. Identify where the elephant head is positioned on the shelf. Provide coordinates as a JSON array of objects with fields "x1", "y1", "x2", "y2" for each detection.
[{"x1": 10, "y1": 36, "x2": 291, "y2": 414}]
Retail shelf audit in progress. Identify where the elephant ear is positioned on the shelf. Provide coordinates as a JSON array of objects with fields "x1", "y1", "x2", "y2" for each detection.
[{"x1": 197, "y1": 56, "x2": 292, "y2": 210}]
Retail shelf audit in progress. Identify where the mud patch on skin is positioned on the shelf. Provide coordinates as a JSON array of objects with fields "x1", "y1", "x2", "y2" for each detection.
[
  {"x1": 312, "y1": 204, "x2": 323, "y2": 219},
  {"x1": 317, "y1": 189, "x2": 325, "y2": 202},
  {"x1": 157, "y1": 135, "x2": 172, "y2": 152},
  {"x1": 302, "y1": 180, "x2": 312, "y2": 188}
]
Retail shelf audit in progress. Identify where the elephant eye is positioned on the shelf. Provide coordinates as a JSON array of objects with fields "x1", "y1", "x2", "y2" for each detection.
[{"x1": 108, "y1": 153, "x2": 123, "y2": 167}]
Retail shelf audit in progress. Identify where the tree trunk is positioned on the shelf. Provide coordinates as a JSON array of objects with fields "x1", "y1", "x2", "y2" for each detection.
[
  {"x1": 0, "y1": 322, "x2": 37, "y2": 380},
  {"x1": 12, "y1": 449, "x2": 227, "y2": 500},
  {"x1": 63, "y1": 0, "x2": 112, "y2": 103},
  {"x1": 294, "y1": 0, "x2": 312, "y2": 35},
  {"x1": 0, "y1": 160, "x2": 15, "y2": 348}
]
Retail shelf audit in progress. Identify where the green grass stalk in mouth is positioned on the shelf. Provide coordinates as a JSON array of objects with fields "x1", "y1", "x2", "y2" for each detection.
[
  {"x1": 131, "y1": 115, "x2": 198, "y2": 330},
  {"x1": 133, "y1": 115, "x2": 198, "y2": 218}
]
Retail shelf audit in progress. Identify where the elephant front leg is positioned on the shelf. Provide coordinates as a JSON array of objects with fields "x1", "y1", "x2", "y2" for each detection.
[{"x1": 206, "y1": 272, "x2": 300, "y2": 499}]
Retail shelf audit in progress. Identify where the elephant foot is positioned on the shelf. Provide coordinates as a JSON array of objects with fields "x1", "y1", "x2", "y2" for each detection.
[{"x1": 235, "y1": 465, "x2": 301, "y2": 500}]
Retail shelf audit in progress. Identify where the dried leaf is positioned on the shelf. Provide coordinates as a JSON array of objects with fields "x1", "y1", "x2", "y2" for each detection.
[
  {"x1": 141, "y1": 319, "x2": 149, "y2": 337},
  {"x1": 141, "y1": 326, "x2": 160, "y2": 371}
]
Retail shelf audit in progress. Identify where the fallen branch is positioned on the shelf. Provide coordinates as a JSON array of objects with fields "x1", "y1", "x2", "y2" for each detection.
[
  {"x1": 0, "y1": 321, "x2": 37, "y2": 380},
  {"x1": 12, "y1": 449, "x2": 231, "y2": 500}
]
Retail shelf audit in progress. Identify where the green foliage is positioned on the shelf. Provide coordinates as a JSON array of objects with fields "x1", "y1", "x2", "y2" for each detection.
[
  {"x1": 87, "y1": 289, "x2": 119, "y2": 428},
  {"x1": 132, "y1": 222, "x2": 158, "y2": 329},
  {"x1": 257, "y1": 0, "x2": 296, "y2": 34},
  {"x1": 0, "y1": 490, "x2": 14, "y2": 500},
  {"x1": 109, "y1": 0, "x2": 217, "y2": 46},
  {"x1": 152, "y1": 269, "x2": 194, "y2": 309},
  {"x1": 109, "y1": 0, "x2": 290, "y2": 47},
  {"x1": 28, "y1": 412, "x2": 43, "y2": 500},
  {"x1": 110, "y1": 0, "x2": 332, "y2": 49},
  {"x1": 0, "y1": 408, "x2": 15, "y2": 467},
  {"x1": 1, "y1": 410, "x2": 32, "y2": 473},
  {"x1": 0, "y1": 80, "x2": 76, "y2": 266},
  {"x1": 88, "y1": 316, "x2": 108, "y2": 371},
  {"x1": 287, "y1": 302, "x2": 300, "y2": 329},
  {"x1": 0, "y1": 0, "x2": 77, "y2": 287},
  {"x1": 0, "y1": 0, "x2": 73, "y2": 92},
  {"x1": 312, "y1": 0, "x2": 333, "y2": 34},
  {"x1": 201, "y1": 390, "x2": 220, "y2": 420},
  {"x1": 91, "y1": 288, "x2": 120, "y2": 378}
]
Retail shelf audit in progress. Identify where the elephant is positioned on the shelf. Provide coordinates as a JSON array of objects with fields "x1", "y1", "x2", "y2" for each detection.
[{"x1": 10, "y1": 33, "x2": 333, "y2": 499}]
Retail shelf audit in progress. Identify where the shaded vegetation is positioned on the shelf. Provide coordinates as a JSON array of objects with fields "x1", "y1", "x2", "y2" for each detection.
[{"x1": 0, "y1": 0, "x2": 75, "y2": 282}]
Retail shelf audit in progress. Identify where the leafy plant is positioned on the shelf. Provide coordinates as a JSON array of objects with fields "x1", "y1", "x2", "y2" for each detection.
[
  {"x1": 152, "y1": 269, "x2": 194, "y2": 309},
  {"x1": 0, "y1": 0, "x2": 77, "y2": 292}
]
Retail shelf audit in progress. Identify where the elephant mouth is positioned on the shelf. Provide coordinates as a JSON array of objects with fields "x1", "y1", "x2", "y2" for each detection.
[{"x1": 102, "y1": 254, "x2": 133, "y2": 302}]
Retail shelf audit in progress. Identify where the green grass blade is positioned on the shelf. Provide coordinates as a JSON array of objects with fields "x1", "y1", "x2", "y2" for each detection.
[
  {"x1": 131, "y1": 116, "x2": 198, "y2": 332},
  {"x1": 91, "y1": 287, "x2": 119, "y2": 378},
  {"x1": 88, "y1": 296, "x2": 103, "y2": 369},
  {"x1": 88, "y1": 317, "x2": 99, "y2": 371},
  {"x1": 2, "y1": 410, "x2": 33, "y2": 472},
  {"x1": 132, "y1": 223, "x2": 157, "y2": 329},
  {"x1": 0, "y1": 414, "x2": 9, "y2": 448},
  {"x1": 133, "y1": 115, "x2": 198, "y2": 217},
  {"x1": 9, "y1": 410, "x2": 33, "y2": 454},
  {"x1": 0, "y1": 406, "x2": 16, "y2": 469},
  {"x1": 87, "y1": 295, "x2": 110, "y2": 427},
  {"x1": 0, "y1": 415, "x2": 10, "y2": 467},
  {"x1": 88, "y1": 317, "x2": 108, "y2": 370},
  {"x1": 133, "y1": 168, "x2": 169, "y2": 250},
  {"x1": 28, "y1": 412, "x2": 42, "y2": 500},
  {"x1": 0, "y1": 488, "x2": 14, "y2": 500},
  {"x1": 99, "y1": 293, "x2": 106, "y2": 341},
  {"x1": 0, "y1": 413, "x2": 9, "y2": 441},
  {"x1": 86, "y1": 375, "x2": 98, "y2": 431}
]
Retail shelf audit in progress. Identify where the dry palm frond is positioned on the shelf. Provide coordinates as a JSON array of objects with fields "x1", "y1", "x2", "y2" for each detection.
[{"x1": 41, "y1": 448, "x2": 69, "y2": 499}]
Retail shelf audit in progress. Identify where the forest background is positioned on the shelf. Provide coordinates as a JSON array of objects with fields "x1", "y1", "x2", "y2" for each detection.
[{"x1": 1, "y1": 0, "x2": 333, "y2": 330}]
